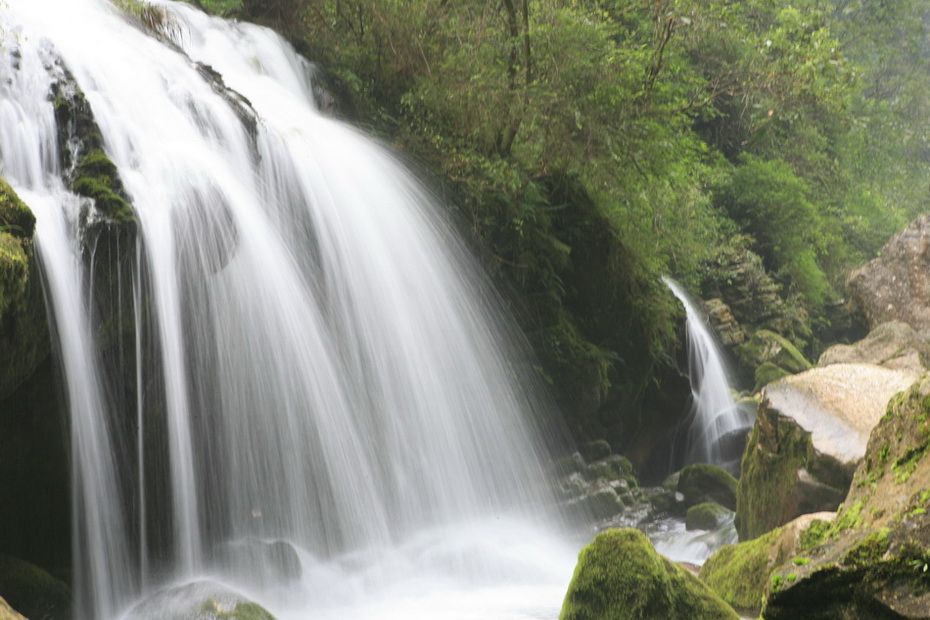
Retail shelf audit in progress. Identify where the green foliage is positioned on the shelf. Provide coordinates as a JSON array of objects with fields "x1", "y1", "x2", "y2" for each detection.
[{"x1": 716, "y1": 156, "x2": 832, "y2": 307}]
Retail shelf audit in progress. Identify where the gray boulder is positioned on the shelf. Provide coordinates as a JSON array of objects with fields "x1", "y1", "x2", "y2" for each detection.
[{"x1": 847, "y1": 214, "x2": 930, "y2": 331}]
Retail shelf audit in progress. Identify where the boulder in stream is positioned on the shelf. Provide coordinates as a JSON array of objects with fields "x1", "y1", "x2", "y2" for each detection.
[{"x1": 560, "y1": 528, "x2": 738, "y2": 620}]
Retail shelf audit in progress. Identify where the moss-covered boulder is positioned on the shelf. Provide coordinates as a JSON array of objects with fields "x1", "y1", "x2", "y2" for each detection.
[
  {"x1": 0, "y1": 180, "x2": 49, "y2": 399},
  {"x1": 560, "y1": 528, "x2": 738, "y2": 620},
  {"x1": 699, "y1": 512, "x2": 833, "y2": 616},
  {"x1": 738, "y1": 329, "x2": 812, "y2": 391},
  {"x1": 0, "y1": 555, "x2": 71, "y2": 620},
  {"x1": 685, "y1": 502, "x2": 732, "y2": 531},
  {"x1": 124, "y1": 581, "x2": 276, "y2": 619},
  {"x1": 736, "y1": 364, "x2": 916, "y2": 541},
  {"x1": 677, "y1": 464, "x2": 737, "y2": 511},
  {"x1": 761, "y1": 374, "x2": 930, "y2": 618}
]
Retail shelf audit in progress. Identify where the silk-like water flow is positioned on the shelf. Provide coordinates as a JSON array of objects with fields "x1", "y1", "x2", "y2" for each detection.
[
  {"x1": 0, "y1": 1, "x2": 577, "y2": 617},
  {"x1": 664, "y1": 278, "x2": 750, "y2": 472}
]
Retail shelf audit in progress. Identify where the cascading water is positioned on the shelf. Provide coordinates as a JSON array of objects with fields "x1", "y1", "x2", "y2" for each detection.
[
  {"x1": 0, "y1": 1, "x2": 577, "y2": 617},
  {"x1": 663, "y1": 278, "x2": 750, "y2": 473}
]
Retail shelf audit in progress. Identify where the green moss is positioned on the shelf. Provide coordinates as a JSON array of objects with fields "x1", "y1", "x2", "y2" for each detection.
[
  {"x1": 699, "y1": 525, "x2": 786, "y2": 614},
  {"x1": 561, "y1": 528, "x2": 738, "y2": 620},
  {"x1": 677, "y1": 464, "x2": 738, "y2": 510},
  {"x1": 799, "y1": 519, "x2": 830, "y2": 551},
  {"x1": 0, "y1": 179, "x2": 35, "y2": 239},
  {"x1": 792, "y1": 557, "x2": 811, "y2": 566},
  {"x1": 201, "y1": 599, "x2": 276, "y2": 619},
  {"x1": 71, "y1": 149, "x2": 134, "y2": 224},
  {"x1": 579, "y1": 440, "x2": 612, "y2": 463},
  {"x1": 753, "y1": 361, "x2": 791, "y2": 392},
  {"x1": 686, "y1": 502, "x2": 731, "y2": 531},
  {"x1": 0, "y1": 182, "x2": 49, "y2": 399},
  {"x1": 735, "y1": 402, "x2": 816, "y2": 540},
  {"x1": 841, "y1": 529, "x2": 889, "y2": 568}
]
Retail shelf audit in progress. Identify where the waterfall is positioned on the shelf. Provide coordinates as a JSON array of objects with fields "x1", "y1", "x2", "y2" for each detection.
[
  {"x1": 663, "y1": 278, "x2": 749, "y2": 472},
  {"x1": 0, "y1": 1, "x2": 576, "y2": 617}
]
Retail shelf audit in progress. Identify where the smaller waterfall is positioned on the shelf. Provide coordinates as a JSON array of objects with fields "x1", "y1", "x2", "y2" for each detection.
[{"x1": 664, "y1": 278, "x2": 750, "y2": 473}]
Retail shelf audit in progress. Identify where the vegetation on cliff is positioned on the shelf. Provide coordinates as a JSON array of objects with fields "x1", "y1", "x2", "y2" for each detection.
[{"x1": 177, "y1": 0, "x2": 930, "y2": 452}]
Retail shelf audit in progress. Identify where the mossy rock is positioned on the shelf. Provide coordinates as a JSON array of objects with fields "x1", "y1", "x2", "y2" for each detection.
[
  {"x1": 753, "y1": 361, "x2": 791, "y2": 392},
  {"x1": 559, "y1": 528, "x2": 738, "y2": 619},
  {"x1": 0, "y1": 179, "x2": 35, "y2": 239},
  {"x1": 0, "y1": 181, "x2": 50, "y2": 398},
  {"x1": 735, "y1": 395, "x2": 854, "y2": 541},
  {"x1": 579, "y1": 440, "x2": 612, "y2": 463},
  {"x1": 565, "y1": 487, "x2": 625, "y2": 522},
  {"x1": 0, "y1": 555, "x2": 71, "y2": 620},
  {"x1": 685, "y1": 502, "x2": 731, "y2": 531},
  {"x1": 552, "y1": 452, "x2": 587, "y2": 477},
  {"x1": 699, "y1": 524, "x2": 787, "y2": 615},
  {"x1": 738, "y1": 329, "x2": 811, "y2": 387},
  {"x1": 124, "y1": 581, "x2": 276, "y2": 619},
  {"x1": 677, "y1": 464, "x2": 737, "y2": 511},
  {"x1": 761, "y1": 376, "x2": 930, "y2": 618},
  {"x1": 585, "y1": 454, "x2": 636, "y2": 486}
]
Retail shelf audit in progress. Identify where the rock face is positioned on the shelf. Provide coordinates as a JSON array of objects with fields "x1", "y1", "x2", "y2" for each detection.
[
  {"x1": 559, "y1": 528, "x2": 738, "y2": 620},
  {"x1": 818, "y1": 320, "x2": 930, "y2": 374},
  {"x1": 735, "y1": 364, "x2": 916, "y2": 540},
  {"x1": 762, "y1": 374, "x2": 930, "y2": 619},
  {"x1": 847, "y1": 214, "x2": 930, "y2": 332}
]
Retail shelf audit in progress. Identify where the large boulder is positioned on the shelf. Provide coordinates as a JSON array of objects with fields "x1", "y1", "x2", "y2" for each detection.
[
  {"x1": 818, "y1": 320, "x2": 930, "y2": 374},
  {"x1": 559, "y1": 528, "x2": 738, "y2": 620},
  {"x1": 847, "y1": 214, "x2": 930, "y2": 332},
  {"x1": 762, "y1": 374, "x2": 930, "y2": 619},
  {"x1": 700, "y1": 512, "x2": 834, "y2": 617},
  {"x1": 735, "y1": 364, "x2": 916, "y2": 540}
]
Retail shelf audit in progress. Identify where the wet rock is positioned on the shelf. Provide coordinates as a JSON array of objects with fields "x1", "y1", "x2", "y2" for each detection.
[
  {"x1": 560, "y1": 528, "x2": 738, "y2": 619},
  {"x1": 703, "y1": 298, "x2": 745, "y2": 347},
  {"x1": 124, "y1": 581, "x2": 275, "y2": 620},
  {"x1": 210, "y1": 539, "x2": 302, "y2": 585},
  {"x1": 685, "y1": 502, "x2": 732, "y2": 531},
  {"x1": 677, "y1": 464, "x2": 737, "y2": 511}
]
